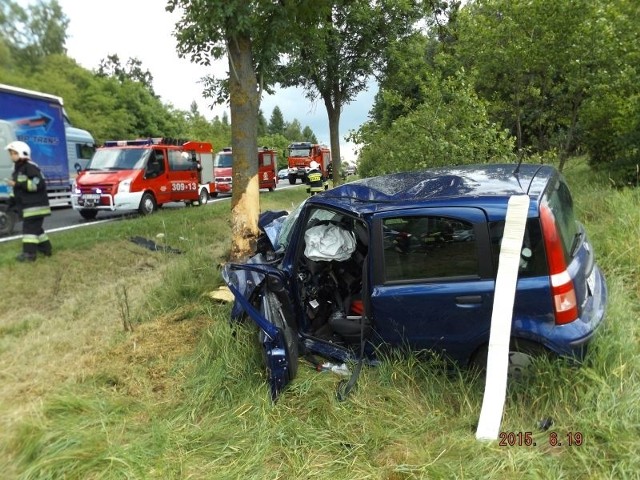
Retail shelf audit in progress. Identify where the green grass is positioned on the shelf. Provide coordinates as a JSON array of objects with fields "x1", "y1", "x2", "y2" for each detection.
[{"x1": 1, "y1": 170, "x2": 639, "y2": 479}]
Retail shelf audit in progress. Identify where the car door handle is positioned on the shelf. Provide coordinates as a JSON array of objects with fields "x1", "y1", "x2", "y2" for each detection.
[{"x1": 455, "y1": 295, "x2": 482, "y2": 305}]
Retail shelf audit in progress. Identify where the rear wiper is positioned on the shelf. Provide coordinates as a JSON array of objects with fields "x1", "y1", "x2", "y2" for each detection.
[{"x1": 570, "y1": 231, "x2": 583, "y2": 257}]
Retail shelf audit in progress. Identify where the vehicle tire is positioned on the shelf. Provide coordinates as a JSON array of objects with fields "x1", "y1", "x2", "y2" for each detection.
[
  {"x1": 199, "y1": 188, "x2": 209, "y2": 205},
  {"x1": 0, "y1": 207, "x2": 16, "y2": 235},
  {"x1": 138, "y1": 192, "x2": 157, "y2": 215},
  {"x1": 288, "y1": 176, "x2": 296, "y2": 185},
  {"x1": 79, "y1": 209, "x2": 98, "y2": 220},
  {"x1": 470, "y1": 338, "x2": 551, "y2": 380}
]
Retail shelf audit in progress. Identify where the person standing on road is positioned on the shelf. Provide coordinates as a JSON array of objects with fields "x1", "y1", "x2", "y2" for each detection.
[
  {"x1": 5, "y1": 141, "x2": 52, "y2": 262},
  {"x1": 305, "y1": 161, "x2": 326, "y2": 196}
]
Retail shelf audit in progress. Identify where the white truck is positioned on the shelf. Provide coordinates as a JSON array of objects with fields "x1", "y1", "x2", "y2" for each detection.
[{"x1": 0, "y1": 83, "x2": 96, "y2": 213}]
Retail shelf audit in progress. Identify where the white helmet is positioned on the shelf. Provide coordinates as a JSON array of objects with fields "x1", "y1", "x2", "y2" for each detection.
[
  {"x1": 309, "y1": 160, "x2": 320, "y2": 169},
  {"x1": 181, "y1": 151, "x2": 190, "y2": 160},
  {"x1": 5, "y1": 140, "x2": 31, "y2": 159}
]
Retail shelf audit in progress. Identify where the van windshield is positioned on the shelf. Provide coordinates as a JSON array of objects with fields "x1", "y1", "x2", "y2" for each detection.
[
  {"x1": 214, "y1": 153, "x2": 233, "y2": 168},
  {"x1": 87, "y1": 148, "x2": 149, "y2": 170}
]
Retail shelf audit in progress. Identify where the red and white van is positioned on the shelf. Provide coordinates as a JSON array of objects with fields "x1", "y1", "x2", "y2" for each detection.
[
  {"x1": 71, "y1": 138, "x2": 213, "y2": 219},
  {"x1": 212, "y1": 147, "x2": 278, "y2": 195}
]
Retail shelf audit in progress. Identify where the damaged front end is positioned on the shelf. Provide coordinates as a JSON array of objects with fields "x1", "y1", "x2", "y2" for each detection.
[{"x1": 222, "y1": 260, "x2": 299, "y2": 401}]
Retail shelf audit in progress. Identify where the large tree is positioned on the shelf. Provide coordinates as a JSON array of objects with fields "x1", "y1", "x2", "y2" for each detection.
[
  {"x1": 167, "y1": 0, "x2": 303, "y2": 260},
  {"x1": 277, "y1": 0, "x2": 429, "y2": 184}
]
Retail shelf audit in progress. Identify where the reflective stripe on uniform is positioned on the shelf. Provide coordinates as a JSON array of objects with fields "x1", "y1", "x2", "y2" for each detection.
[
  {"x1": 38, "y1": 233, "x2": 49, "y2": 243},
  {"x1": 27, "y1": 178, "x2": 39, "y2": 192},
  {"x1": 22, "y1": 234, "x2": 40, "y2": 244},
  {"x1": 22, "y1": 206, "x2": 51, "y2": 217}
]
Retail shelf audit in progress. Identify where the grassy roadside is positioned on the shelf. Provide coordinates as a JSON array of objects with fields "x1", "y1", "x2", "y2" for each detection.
[{"x1": 1, "y1": 168, "x2": 639, "y2": 479}]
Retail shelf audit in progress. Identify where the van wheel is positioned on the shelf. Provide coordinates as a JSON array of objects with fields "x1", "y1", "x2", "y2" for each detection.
[
  {"x1": 199, "y1": 188, "x2": 209, "y2": 205},
  {"x1": 138, "y1": 192, "x2": 157, "y2": 215},
  {"x1": 0, "y1": 207, "x2": 17, "y2": 235},
  {"x1": 288, "y1": 176, "x2": 296, "y2": 185},
  {"x1": 79, "y1": 209, "x2": 98, "y2": 220},
  {"x1": 470, "y1": 339, "x2": 551, "y2": 380}
]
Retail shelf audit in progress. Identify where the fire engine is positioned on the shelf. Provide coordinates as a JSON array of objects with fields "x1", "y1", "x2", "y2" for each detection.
[
  {"x1": 71, "y1": 138, "x2": 214, "y2": 219},
  {"x1": 286, "y1": 142, "x2": 331, "y2": 185},
  {"x1": 212, "y1": 147, "x2": 278, "y2": 195}
]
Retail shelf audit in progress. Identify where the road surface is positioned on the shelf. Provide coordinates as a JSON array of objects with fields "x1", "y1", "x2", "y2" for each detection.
[{"x1": 0, "y1": 179, "x2": 302, "y2": 244}]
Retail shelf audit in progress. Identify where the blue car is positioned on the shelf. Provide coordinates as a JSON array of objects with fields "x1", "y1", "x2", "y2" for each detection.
[{"x1": 223, "y1": 164, "x2": 607, "y2": 400}]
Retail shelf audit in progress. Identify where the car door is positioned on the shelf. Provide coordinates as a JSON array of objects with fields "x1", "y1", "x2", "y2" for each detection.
[
  {"x1": 369, "y1": 207, "x2": 495, "y2": 364},
  {"x1": 222, "y1": 261, "x2": 299, "y2": 401},
  {"x1": 144, "y1": 149, "x2": 173, "y2": 205}
]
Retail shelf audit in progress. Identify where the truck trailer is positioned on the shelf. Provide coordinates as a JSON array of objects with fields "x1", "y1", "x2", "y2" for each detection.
[{"x1": 0, "y1": 83, "x2": 96, "y2": 208}]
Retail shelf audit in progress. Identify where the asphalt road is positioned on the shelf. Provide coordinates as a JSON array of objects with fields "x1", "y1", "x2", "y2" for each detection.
[{"x1": 0, "y1": 179, "x2": 301, "y2": 243}]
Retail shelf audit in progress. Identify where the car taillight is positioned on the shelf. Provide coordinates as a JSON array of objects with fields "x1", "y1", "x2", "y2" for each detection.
[{"x1": 540, "y1": 203, "x2": 578, "y2": 325}]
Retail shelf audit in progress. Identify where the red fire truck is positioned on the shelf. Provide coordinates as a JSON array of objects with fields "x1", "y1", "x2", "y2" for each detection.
[
  {"x1": 71, "y1": 138, "x2": 214, "y2": 219},
  {"x1": 286, "y1": 142, "x2": 331, "y2": 184},
  {"x1": 212, "y1": 147, "x2": 278, "y2": 195}
]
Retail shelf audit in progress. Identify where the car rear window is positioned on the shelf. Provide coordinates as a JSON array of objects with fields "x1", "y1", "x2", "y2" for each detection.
[
  {"x1": 545, "y1": 178, "x2": 579, "y2": 262},
  {"x1": 382, "y1": 215, "x2": 478, "y2": 281}
]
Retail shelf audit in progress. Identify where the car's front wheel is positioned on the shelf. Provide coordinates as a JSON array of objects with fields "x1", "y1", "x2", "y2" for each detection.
[
  {"x1": 79, "y1": 209, "x2": 98, "y2": 220},
  {"x1": 138, "y1": 192, "x2": 157, "y2": 215}
]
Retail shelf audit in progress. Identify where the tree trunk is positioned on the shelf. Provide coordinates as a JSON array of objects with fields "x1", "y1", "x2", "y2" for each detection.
[
  {"x1": 324, "y1": 96, "x2": 342, "y2": 186},
  {"x1": 227, "y1": 33, "x2": 260, "y2": 261}
]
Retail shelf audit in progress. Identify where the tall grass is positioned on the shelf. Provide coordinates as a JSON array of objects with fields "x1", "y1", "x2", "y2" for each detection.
[{"x1": 1, "y1": 170, "x2": 639, "y2": 479}]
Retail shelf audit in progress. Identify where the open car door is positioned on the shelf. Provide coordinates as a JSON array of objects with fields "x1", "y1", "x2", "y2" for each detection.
[{"x1": 222, "y1": 262, "x2": 299, "y2": 401}]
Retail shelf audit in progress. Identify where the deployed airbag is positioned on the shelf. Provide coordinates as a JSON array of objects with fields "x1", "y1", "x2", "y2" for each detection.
[{"x1": 304, "y1": 224, "x2": 356, "y2": 262}]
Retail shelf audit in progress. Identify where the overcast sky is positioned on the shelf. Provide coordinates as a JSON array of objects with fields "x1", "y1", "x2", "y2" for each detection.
[{"x1": 39, "y1": 0, "x2": 375, "y2": 161}]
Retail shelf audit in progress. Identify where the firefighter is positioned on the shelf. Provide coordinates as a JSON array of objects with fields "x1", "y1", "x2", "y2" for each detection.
[
  {"x1": 305, "y1": 160, "x2": 326, "y2": 196},
  {"x1": 5, "y1": 141, "x2": 52, "y2": 262}
]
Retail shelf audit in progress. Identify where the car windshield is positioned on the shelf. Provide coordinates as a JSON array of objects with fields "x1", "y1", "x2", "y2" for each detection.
[
  {"x1": 214, "y1": 153, "x2": 233, "y2": 167},
  {"x1": 87, "y1": 148, "x2": 149, "y2": 170},
  {"x1": 273, "y1": 199, "x2": 308, "y2": 251},
  {"x1": 288, "y1": 147, "x2": 311, "y2": 157}
]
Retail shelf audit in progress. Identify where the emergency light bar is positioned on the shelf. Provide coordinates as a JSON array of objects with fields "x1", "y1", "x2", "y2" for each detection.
[{"x1": 103, "y1": 137, "x2": 192, "y2": 148}]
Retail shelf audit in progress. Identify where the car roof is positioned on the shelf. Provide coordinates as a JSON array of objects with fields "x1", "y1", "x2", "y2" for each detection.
[{"x1": 312, "y1": 163, "x2": 555, "y2": 217}]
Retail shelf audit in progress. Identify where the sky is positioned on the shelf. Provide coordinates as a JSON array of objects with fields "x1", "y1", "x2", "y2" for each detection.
[{"x1": 44, "y1": 0, "x2": 376, "y2": 162}]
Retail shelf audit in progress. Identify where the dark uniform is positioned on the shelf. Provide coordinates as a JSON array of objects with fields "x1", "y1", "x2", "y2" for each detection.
[
  {"x1": 306, "y1": 167, "x2": 326, "y2": 196},
  {"x1": 11, "y1": 159, "x2": 52, "y2": 261}
]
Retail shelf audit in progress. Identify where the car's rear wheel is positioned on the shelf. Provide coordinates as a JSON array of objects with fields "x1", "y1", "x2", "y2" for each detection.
[
  {"x1": 199, "y1": 188, "x2": 209, "y2": 205},
  {"x1": 288, "y1": 176, "x2": 296, "y2": 185},
  {"x1": 471, "y1": 338, "x2": 551, "y2": 379}
]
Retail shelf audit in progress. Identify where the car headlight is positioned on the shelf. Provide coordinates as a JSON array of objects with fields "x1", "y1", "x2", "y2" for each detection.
[{"x1": 118, "y1": 179, "x2": 132, "y2": 193}]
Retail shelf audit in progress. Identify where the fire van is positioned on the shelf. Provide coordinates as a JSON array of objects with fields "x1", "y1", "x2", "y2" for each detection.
[
  {"x1": 212, "y1": 147, "x2": 277, "y2": 195},
  {"x1": 286, "y1": 142, "x2": 331, "y2": 184},
  {"x1": 71, "y1": 138, "x2": 213, "y2": 219}
]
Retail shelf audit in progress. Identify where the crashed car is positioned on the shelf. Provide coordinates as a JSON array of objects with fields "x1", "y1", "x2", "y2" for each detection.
[{"x1": 223, "y1": 164, "x2": 607, "y2": 400}]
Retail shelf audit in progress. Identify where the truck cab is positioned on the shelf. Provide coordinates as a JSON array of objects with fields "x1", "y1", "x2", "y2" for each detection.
[
  {"x1": 71, "y1": 137, "x2": 211, "y2": 220},
  {"x1": 0, "y1": 119, "x2": 18, "y2": 235},
  {"x1": 212, "y1": 147, "x2": 277, "y2": 195},
  {"x1": 286, "y1": 142, "x2": 331, "y2": 185}
]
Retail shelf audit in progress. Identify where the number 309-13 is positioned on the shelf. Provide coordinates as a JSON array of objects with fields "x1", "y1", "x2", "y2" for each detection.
[{"x1": 172, "y1": 182, "x2": 196, "y2": 192}]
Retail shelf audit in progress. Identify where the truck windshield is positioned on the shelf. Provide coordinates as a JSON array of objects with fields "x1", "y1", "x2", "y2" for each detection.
[
  {"x1": 87, "y1": 148, "x2": 148, "y2": 170},
  {"x1": 288, "y1": 147, "x2": 311, "y2": 157},
  {"x1": 214, "y1": 153, "x2": 233, "y2": 168}
]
